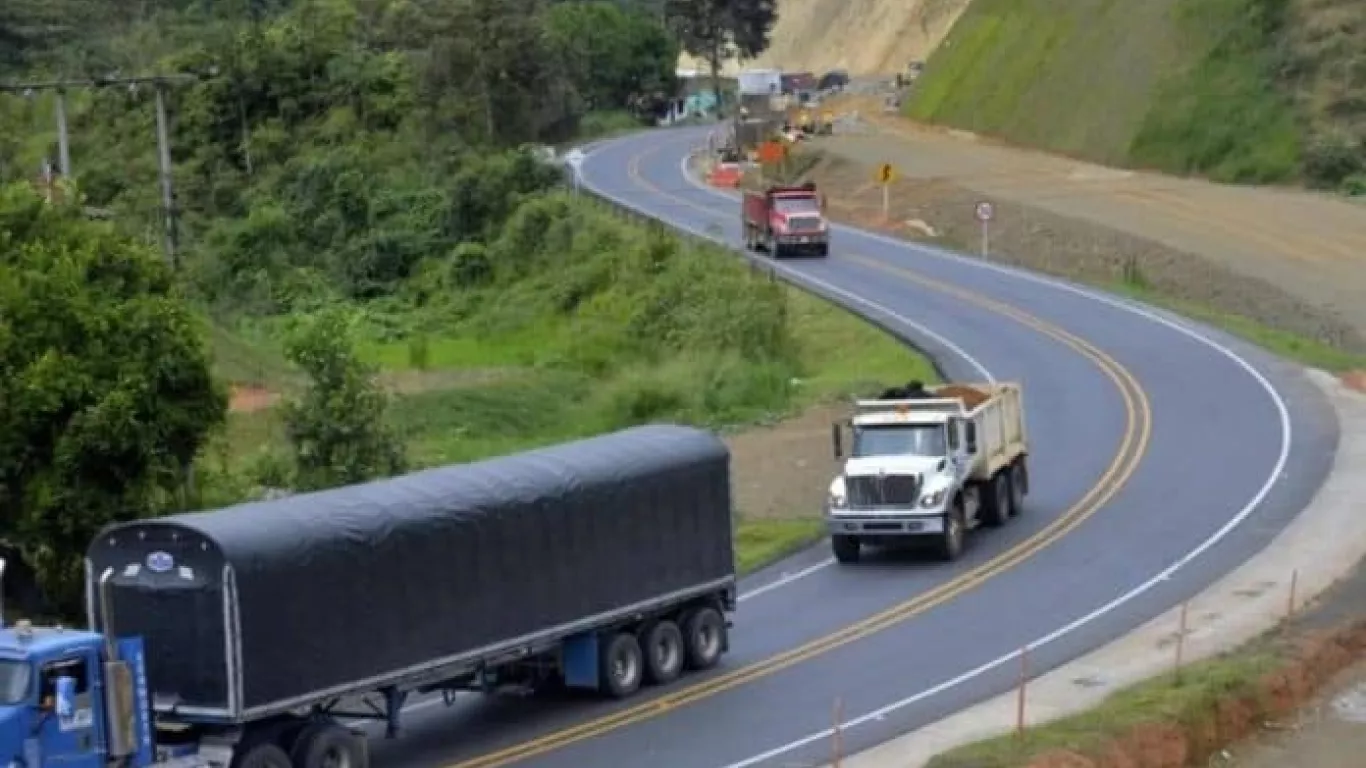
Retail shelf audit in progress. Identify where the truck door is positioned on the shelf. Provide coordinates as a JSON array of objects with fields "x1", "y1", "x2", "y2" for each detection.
[{"x1": 38, "y1": 654, "x2": 103, "y2": 768}]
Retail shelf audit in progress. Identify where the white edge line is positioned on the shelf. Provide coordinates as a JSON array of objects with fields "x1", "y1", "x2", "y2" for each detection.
[{"x1": 646, "y1": 135, "x2": 1296, "y2": 767}]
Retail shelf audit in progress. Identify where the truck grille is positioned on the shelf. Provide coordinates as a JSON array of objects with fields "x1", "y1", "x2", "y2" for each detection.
[
  {"x1": 786, "y1": 215, "x2": 824, "y2": 232},
  {"x1": 846, "y1": 474, "x2": 920, "y2": 508}
]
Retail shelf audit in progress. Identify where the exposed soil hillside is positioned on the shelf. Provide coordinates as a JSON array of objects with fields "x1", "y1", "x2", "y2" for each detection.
[
  {"x1": 905, "y1": 0, "x2": 1366, "y2": 192},
  {"x1": 677, "y1": 0, "x2": 970, "y2": 77}
]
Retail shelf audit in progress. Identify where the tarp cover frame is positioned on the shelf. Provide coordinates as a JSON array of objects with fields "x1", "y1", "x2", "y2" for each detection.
[{"x1": 87, "y1": 424, "x2": 734, "y2": 721}]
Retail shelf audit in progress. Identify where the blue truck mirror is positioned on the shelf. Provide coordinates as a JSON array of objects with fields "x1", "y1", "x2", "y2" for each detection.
[{"x1": 55, "y1": 676, "x2": 75, "y2": 718}]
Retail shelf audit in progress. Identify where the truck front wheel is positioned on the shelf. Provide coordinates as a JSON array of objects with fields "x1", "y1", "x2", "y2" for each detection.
[
  {"x1": 234, "y1": 743, "x2": 291, "y2": 768},
  {"x1": 599, "y1": 632, "x2": 644, "y2": 698},
  {"x1": 937, "y1": 501, "x2": 966, "y2": 561},
  {"x1": 832, "y1": 534, "x2": 861, "y2": 563},
  {"x1": 681, "y1": 606, "x2": 726, "y2": 671},
  {"x1": 291, "y1": 723, "x2": 365, "y2": 768}
]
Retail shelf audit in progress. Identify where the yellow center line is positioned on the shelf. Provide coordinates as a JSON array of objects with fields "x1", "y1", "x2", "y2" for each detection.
[{"x1": 444, "y1": 137, "x2": 1153, "y2": 768}]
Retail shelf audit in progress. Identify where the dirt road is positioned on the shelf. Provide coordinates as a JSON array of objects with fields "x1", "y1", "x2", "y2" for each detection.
[{"x1": 814, "y1": 96, "x2": 1366, "y2": 352}]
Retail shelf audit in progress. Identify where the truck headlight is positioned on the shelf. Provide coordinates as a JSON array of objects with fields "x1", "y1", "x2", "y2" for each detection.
[
  {"x1": 919, "y1": 489, "x2": 946, "y2": 508},
  {"x1": 828, "y1": 492, "x2": 847, "y2": 509}
]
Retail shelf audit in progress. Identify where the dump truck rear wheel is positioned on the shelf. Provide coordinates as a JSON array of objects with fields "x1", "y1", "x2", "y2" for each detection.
[
  {"x1": 599, "y1": 632, "x2": 644, "y2": 698},
  {"x1": 291, "y1": 723, "x2": 362, "y2": 768},
  {"x1": 832, "y1": 534, "x2": 861, "y2": 563},
  {"x1": 681, "y1": 606, "x2": 726, "y2": 671},
  {"x1": 640, "y1": 620, "x2": 685, "y2": 685},
  {"x1": 1009, "y1": 460, "x2": 1027, "y2": 516},
  {"x1": 980, "y1": 473, "x2": 1010, "y2": 528},
  {"x1": 235, "y1": 742, "x2": 292, "y2": 768}
]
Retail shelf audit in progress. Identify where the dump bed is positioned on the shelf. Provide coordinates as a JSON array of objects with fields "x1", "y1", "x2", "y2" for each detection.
[
  {"x1": 742, "y1": 185, "x2": 823, "y2": 226},
  {"x1": 853, "y1": 382, "x2": 1027, "y2": 480},
  {"x1": 86, "y1": 425, "x2": 734, "y2": 723}
]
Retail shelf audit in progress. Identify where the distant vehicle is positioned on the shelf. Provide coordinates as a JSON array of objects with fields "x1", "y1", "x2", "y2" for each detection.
[
  {"x1": 0, "y1": 425, "x2": 737, "y2": 768},
  {"x1": 818, "y1": 69, "x2": 850, "y2": 92},
  {"x1": 826, "y1": 382, "x2": 1030, "y2": 563},
  {"x1": 741, "y1": 183, "x2": 830, "y2": 258}
]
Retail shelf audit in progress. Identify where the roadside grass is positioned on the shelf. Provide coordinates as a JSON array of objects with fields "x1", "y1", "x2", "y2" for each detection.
[
  {"x1": 1109, "y1": 281, "x2": 1366, "y2": 372},
  {"x1": 926, "y1": 643, "x2": 1281, "y2": 767},
  {"x1": 204, "y1": 203, "x2": 932, "y2": 573}
]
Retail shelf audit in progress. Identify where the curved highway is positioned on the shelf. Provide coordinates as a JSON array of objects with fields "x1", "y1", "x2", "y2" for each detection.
[{"x1": 367, "y1": 126, "x2": 1339, "y2": 768}]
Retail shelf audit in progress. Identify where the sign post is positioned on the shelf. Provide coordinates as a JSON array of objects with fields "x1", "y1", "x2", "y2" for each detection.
[
  {"x1": 877, "y1": 163, "x2": 896, "y2": 222},
  {"x1": 974, "y1": 200, "x2": 994, "y2": 257}
]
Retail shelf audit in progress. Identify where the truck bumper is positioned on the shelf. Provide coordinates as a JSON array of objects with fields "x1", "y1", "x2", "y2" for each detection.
[
  {"x1": 826, "y1": 513, "x2": 944, "y2": 536},
  {"x1": 774, "y1": 236, "x2": 828, "y2": 257}
]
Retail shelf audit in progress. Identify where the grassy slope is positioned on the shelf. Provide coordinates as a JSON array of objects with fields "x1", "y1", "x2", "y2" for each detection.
[
  {"x1": 206, "y1": 202, "x2": 934, "y2": 574},
  {"x1": 905, "y1": 0, "x2": 1361, "y2": 186}
]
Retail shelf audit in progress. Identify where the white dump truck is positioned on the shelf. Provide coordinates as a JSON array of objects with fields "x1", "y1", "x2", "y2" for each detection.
[{"x1": 826, "y1": 382, "x2": 1030, "y2": 563}]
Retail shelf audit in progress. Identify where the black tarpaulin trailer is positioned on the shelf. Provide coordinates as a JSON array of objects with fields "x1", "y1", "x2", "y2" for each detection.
[{"x1": 85, "y1": 424, "x2": 735, "y2": 725}]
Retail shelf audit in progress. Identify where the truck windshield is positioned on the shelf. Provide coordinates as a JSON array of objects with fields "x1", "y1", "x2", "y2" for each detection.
[
  {"x1": 852, "y1": 424, "x2": 946, "y2": 458},
  {"x1": 774, "y1": 197, "x2": 819, "y2": 214},
  {"x1": 0, "y1": 660, "x2": 31, "y2": 705}
]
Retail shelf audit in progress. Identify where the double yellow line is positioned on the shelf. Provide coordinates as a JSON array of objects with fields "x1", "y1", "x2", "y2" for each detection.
[{"x1": 447, "y1": 140, "x2": 1153, "y2": 768}]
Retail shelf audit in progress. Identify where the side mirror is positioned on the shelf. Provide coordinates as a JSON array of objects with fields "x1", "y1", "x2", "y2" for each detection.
[
  {"x1": 965, "y1": 422, "x2": 978, "y2": 454},
  {"x1": 831, "y1": 422, "x2": 843, "y2": 460},
  {"x1": 55, "y1": 675, "x2": 76, "y2": 717}
]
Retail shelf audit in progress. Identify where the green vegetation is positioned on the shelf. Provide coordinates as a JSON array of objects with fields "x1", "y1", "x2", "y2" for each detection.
[
  {"x1": 927, "y1": 643, "x2": 1280, "y2": 767},
  {"x1": 1, "y1": 0, "x2": 936, "y2": 612},
  {"x1": 907, "y1": 0, "x2": 1366, "y2": 192}
]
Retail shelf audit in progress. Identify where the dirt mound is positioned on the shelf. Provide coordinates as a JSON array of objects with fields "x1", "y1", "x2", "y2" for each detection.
[
  {"x1": 678, "y1": 0, "x2": 970, "y2": 77},
  {"x1": 1024, "y1": 622, "x2": 1366, "y2": 768},
  {"x1": 229, "y1": 385, "x2": 279, "y2": 413}
]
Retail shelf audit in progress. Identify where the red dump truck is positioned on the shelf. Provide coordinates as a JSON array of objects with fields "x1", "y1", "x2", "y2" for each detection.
[{"x1": 741, "y1": 183, "x2": 830, "y2": 258}]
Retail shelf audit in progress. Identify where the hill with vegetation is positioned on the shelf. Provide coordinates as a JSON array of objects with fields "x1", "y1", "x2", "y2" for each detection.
[
  {"x1": 0, "y1": 0, "x2": 930, "y2": 614},
  {"x1": 904, "y1": 0, "x2": 1366, "y2": 193}
]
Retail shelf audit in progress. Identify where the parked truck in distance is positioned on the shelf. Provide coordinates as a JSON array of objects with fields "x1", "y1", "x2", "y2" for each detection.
[
  {"x1": 741, "y1": 183, "x2": 830, "y2": 258},
  {"x1": 826, "y1": 382, "x2": 1030, "y2": 563},
  {"x1": 0, "y1": 425, "x2": 737, "y2": 768}
]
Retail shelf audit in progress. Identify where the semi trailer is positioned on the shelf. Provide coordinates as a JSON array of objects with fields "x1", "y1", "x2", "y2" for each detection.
[
  {"x1": 0, "y1": 425, "x2": 737, "y2": 768},
  {"x1": 826, "y1": 383, "x2": 1030, "y2": 563}
]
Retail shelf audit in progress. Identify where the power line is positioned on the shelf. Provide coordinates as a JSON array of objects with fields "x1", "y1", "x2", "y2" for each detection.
[{"x1": 1, "y1": 69, "x2": 219, "y2": 269}]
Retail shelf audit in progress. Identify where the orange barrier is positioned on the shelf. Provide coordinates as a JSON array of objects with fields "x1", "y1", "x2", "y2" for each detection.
[{"x1": 708, "y1": 163, "x2": 743, "y2": 188}]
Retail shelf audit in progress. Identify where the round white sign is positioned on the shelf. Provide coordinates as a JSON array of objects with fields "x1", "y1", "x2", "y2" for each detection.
[{"x1": 974, "y1": 201, "x2": 994, "y2": 222}]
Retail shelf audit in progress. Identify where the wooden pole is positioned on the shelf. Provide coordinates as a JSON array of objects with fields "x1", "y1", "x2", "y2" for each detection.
[
  {"x1": 1174, "y1": 601, "x2": 1190, "y2": 679},
  {"x1": 1015, "y1": 647, "x2": 1029, "y2": 739},
  {"x1": 831, "y1": 696, "x2": 844, "y2": 766},
  {"x1": 1287, "y1": 569, "x2": 1299, "y2": 618}
]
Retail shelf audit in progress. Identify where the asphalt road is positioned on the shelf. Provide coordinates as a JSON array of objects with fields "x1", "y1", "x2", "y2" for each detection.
[{"x1": 366, "y1": 127, "x2": 1339, "y2": 768}]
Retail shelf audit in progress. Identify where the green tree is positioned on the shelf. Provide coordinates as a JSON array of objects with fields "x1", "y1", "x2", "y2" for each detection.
[
  {"x1": 543, "y1": 1, "x2": 678, "y2": 113},
  {"x1": 280, "y1": 307, "x2": 407, "y2": 491},
  {"x1": 664, "y1": 0, "x2": 777, "y2": 105},
  {"x1": 0, "y1": 182, "x2": 227, "y2": 612}
]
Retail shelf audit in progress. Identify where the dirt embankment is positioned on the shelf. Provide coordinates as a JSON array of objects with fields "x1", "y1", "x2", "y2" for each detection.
[
  {"x1": 678, "y1": 0, "x2": 970, "y2": 76},
  {"x1": 1026, "y1": 622, "x2": 1366, "y2": 768},
  {"x1": 789, "y1": 148, "x2": 1366, "y2": 355}
]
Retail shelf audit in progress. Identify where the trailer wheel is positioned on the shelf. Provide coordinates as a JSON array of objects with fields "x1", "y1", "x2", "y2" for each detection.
[
  {"x1": 1009, "y1": 459, "x2": 1028, "y2": 516},
  {"x1": 936, "y1": 500, "x2": 966, "y2": 561},
  {"x1": 234, "y1": 743, "x2": 292, "y2": 768},
  {"x1": 640, "y1": 620, "x2": 685, "y2": 685},
  {"x1": 599, "y1": 632, "x2": 644, "y2": 698},
  {"x1": 979, "y1": 473, "x2": 1010, "y2": 528},
  {"x1": 291, "y1": 723, "x2": 364, "y2": 768},
  {"x1": 681, "y1": 606, "x2": 726, "y2": 671},
  {"x1": 831, "y1": 534, "x2": 861, "y2": 564}
]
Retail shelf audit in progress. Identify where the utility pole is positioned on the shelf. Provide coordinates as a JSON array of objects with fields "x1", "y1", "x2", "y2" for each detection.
[
  {"x1": 153, "y1": 82, "x2": 180, "y2": 269},
  {"x1": 54, "y1": 90, "x2": 71, "y2": 177},
  {"x1": 1, "y1": 68, "x2": 217, "y2": 269}
]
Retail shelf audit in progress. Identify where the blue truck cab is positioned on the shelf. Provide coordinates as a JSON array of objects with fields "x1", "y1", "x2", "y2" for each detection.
[{"x1": 0, "y1": 618, "x2": 156, "y2": 768}]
